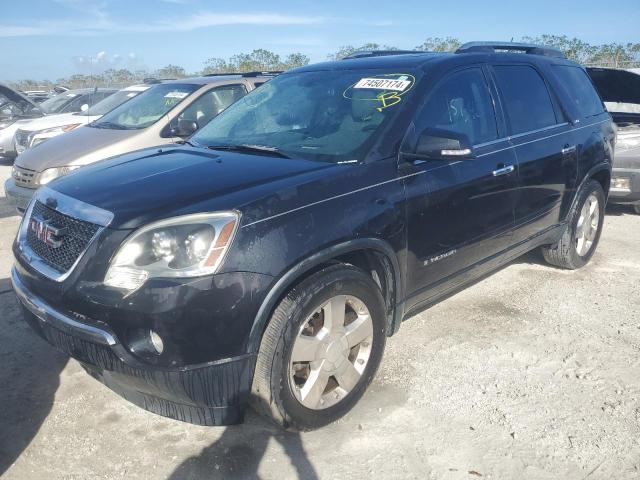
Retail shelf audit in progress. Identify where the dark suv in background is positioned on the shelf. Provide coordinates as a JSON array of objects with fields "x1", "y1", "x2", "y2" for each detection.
[{"x1": 12, "y1": 42, "x2": 614, "y2": 430}]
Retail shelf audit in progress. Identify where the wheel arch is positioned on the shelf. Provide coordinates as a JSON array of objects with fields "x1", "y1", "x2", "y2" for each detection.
[
  {"x1": 247, "y1": 238, "x2": 403, "y2": 353},
  {"x1": 569, "y1": 162, "x2": 612, "y2": 215}
]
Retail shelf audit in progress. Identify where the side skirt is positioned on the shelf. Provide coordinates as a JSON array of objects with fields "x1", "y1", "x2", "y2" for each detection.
[{"x1": 402, "y1": 222, "x2": 565, "y2": 321}]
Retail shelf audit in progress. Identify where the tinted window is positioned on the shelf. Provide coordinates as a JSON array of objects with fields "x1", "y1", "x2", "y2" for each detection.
[
  {"x1": 414, "y1": 67, "x2": 498, "y2": 145},
  {"x1": 493, "y1": 65, "x2": 557, "y2": 134},
  {"x1": 554, "y1": 66, "x2": 604, "y2": 118}
]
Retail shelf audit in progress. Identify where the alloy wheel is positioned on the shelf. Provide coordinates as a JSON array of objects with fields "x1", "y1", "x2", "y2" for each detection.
[
  {"x1": 575, "y1": 193, "x2": 600, "y2": 256},
  {"x1": 288, "y1": 295, "x2": 373, "y2": 410}
]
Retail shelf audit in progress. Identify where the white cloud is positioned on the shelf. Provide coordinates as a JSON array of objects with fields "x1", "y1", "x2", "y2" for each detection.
[{"x1": 0, "y1": 11, "x2": 385, "y2": 38}]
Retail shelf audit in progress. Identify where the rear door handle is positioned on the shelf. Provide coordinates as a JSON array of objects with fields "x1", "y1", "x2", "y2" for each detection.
[
  {"x1": 492, "y1": 165, "x2": 515, "y2": 177},
  {"x1": 562, "y1": 145, "x2": 577, "y2": 155}
]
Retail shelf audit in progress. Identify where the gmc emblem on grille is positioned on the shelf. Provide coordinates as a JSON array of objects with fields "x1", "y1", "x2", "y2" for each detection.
[{"x1": 29, "y1": 216, "x2": 66, "y2": 248}]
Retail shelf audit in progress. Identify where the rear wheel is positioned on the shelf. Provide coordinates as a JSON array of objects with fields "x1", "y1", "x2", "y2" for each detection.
[
  {"x1": 634, "y1": 204, "x2": 640, "y2": 215},
  {"x1": 251, "y1": 264, "x2": 387, "y2": 430},
  {"x1": 541, "y1": 180, "x2": 605, "y2": 269}
]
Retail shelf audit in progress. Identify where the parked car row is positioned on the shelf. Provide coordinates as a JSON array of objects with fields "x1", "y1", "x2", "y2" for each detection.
[
  {"x1": 0, "y1": 86, "x2": 117, "y2": 159},
  {"x1": 4, "y1": 72, "x2": 274, "y2": 212},
  {"x1": 7, "y1": 43, "x2": 625, "y2": 430}
]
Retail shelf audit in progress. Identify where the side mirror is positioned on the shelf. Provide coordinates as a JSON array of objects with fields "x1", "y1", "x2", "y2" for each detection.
[
  {"x1": 80, "y1": 104, "x2": 89, "y2": 112},
  {"x1": 405, "y1": 128, "x2": 474, "y2": 160},
  {"x1": 170, "y1": 119, "x2": 198, "y2": 137}
]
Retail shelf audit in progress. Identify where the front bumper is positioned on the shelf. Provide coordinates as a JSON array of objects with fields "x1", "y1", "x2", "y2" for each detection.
[
  {"x1": 4, "y1": 178, "x2": 35, "y2": 214},
  {"x1": 11, "y1": 267, "x2": 257, "y2": 425}
]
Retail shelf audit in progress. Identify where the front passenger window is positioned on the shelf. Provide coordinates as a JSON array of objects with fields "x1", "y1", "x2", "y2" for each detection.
[
  {"x1": 176, "y1": 84, "x2": 247, "y2": 129},
  {"x1": 414, "y1": 68, "x2": 498, "y2": 145}
]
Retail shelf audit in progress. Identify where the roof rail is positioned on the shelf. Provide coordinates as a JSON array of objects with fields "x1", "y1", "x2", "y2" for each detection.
[
  {"x1": 342, "y1": 50, "x2": 424, "y2": 60},
  {"x1": 455, "y1": 42, "x2": 566, "y2": 59},
  {"x1": 143, "y1": 77, "x2": 177, "y2": 84},
  {"x1": 203, "y1": 71, "x2": 283, "y2": 78}
]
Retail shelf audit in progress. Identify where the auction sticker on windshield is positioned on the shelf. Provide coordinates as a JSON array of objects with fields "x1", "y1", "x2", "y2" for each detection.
[
  {"x1": 354, "y1": 77, "x2": 411, "y2": 91},
  {"x1": 165, "y1": 92, "x2": 189, "y2": 99}
]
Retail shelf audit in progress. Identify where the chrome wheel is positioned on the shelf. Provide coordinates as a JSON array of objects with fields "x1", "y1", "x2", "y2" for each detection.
[
  {"x1": 288, "y1": 295, "x2": 373, "y2": 410},
  {"x1": 575, "y1": 193, "x2": 600, "y2": 256}
]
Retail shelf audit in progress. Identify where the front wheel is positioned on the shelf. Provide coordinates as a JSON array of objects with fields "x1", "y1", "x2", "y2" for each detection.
[
  {"x1": 541, "y1": 179, "x2": 606, "y2": 269},
  {"x1": 634, "y1": 203, "x2": 640, "y2": 215},
  {"x1": 251, "y1": 264, "x2": 387, "y2": 430}
]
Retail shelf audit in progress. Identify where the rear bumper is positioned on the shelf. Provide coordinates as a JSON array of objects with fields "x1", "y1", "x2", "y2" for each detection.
[
  {"x1": 4, "y1": 178, "x2": 34, "y2": 214},
  {"x1": 11, "y1": 267, "x2": 256, "y2": 425},
  {"x1": 609, "y1": 167, "x2": 640, "y2": 204}
]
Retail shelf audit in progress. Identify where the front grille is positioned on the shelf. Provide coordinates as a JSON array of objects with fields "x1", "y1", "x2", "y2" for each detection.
[
  {"x1": 14, "y1": 129, "x2": 30, "y2": 152},
  {"x1": 13, "y1": 164, "x2": 37, "y2": 187},
  {"x1": 26, "y1": 200, "x2": 100, "y2": 273}
]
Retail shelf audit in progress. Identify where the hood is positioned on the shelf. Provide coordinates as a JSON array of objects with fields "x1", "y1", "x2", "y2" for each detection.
[
  {"x1": 587, "y1": 67, "x2": 640, "y2": 114},
  {"x1": 49, "y1": 146, "x2": 337, "y2": 228},
  {"x1": 15, "y1": 124, "x2": 140, "y2": 171},
  {"x1": 0, "y1": 83, "x2": 43, "y2": 121},
  {"x1": 14, "y1": 112, "x2": 98, "y2": 132}
]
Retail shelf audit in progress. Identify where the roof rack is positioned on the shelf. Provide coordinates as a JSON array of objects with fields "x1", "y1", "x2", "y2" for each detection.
[
  {"x1": 342, "y1": 50, "x2": 424, "y2": 60},
  {"x1": 203, "y1": 71, "x2": 283, "y2": 78},
  {"x1": 455, "y1": 42, "x2": 566, "y2": 59}
]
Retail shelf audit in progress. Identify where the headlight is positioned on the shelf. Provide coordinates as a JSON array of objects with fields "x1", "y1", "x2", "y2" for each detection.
[
  {"x1": 38, "y1": 123, "x2": 82, "y2": 135},
  {"x1": 104, "y1": 212, "x2": 240, "y2": 291},
  {"x1": 36, "y1": 165, "x2": 81, "y2": 185}
]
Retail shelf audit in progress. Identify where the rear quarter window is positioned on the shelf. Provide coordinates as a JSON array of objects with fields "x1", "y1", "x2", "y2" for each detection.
[
  {"x1": 553, "y1": 65, "x2": 605, "y2": 118},
  {"x1": 493, "y1": 65, "x2": 558, "y2": 135}
]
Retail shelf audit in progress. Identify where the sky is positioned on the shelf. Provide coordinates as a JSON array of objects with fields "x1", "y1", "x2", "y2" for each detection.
[{"x1": 1, "y1": 0, "x2": 639, "y2": 81}]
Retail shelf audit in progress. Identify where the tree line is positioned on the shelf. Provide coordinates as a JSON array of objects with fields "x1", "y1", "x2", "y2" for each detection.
[{"x1": 9, "y1": 35, "x2": 640, "y2": 91}]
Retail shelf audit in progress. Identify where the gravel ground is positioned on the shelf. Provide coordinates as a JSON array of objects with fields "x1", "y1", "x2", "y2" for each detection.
[{"x1": 0, "y1": 157, "x2": 639, "y2": 480}]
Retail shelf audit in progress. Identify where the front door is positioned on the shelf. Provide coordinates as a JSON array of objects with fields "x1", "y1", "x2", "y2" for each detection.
[{"x1": 403, "y1": 66, "x2": 518, "y2": 308}]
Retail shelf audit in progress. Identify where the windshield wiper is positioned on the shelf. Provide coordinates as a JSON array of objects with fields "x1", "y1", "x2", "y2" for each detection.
[
  {"x1": 207, "y1": 144, "x2": 290, "y2": 159},
  {"x1": 90, "y1": 121, "x2": 135, "y2": 130}
]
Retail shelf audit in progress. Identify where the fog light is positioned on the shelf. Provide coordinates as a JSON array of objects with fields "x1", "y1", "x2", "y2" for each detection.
[
  {"x1": 611, "y1": 177, "x2": 631, "y2": 191},
  {"x1": 149, "y1": 330, "x2": 164, "y2": 354}
]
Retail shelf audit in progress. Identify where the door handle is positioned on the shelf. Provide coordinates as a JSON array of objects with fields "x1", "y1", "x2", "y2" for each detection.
[
  {"x1": 492, "y1": 165, "x2": 515, "y2": 177},
  {"x1": 562, "y1": 145, "x2": 577, "y2": 155}
]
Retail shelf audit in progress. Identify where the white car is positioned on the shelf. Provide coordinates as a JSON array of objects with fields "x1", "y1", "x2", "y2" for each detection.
[{"x1": 13, "y1": 84, "x2": 150, "y2": 154}]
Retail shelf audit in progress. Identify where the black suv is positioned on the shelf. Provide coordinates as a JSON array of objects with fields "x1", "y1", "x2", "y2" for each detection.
[{"x1": 12, "y1": 42, "x2": 614, "y2": 430}]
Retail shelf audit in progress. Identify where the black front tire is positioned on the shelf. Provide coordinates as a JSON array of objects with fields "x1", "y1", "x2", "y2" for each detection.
[
  {"x1": 251, "y1": 264, "x2": 387, "y2": 430},
  {"x1": 541, "y1": 179, "x2": 606, "y2": 269}
]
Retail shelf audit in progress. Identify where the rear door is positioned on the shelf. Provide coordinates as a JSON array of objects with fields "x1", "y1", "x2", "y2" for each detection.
[{"x1": 490, "y1": 63, "x2": 576, "y2": 242}]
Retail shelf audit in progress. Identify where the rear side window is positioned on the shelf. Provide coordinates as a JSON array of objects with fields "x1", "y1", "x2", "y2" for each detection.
[
  {"x1": 414, "y1": 67, "x2": 498, "y2": 145},
  {"x1": 493, "y1": 65, "x2": 557, "y2": 135},
  {"x1": 553, "y1": 66, "x2": 604, "y2": 118}
]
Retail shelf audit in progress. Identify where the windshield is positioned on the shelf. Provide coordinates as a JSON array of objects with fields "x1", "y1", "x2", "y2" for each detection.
[
  {"x1": 191, "y1": 69, "x2": 419, "y2": 162},
  {"x1": 83, "y1": 88, "x2": 146, "y2": 117},
  {"x1": 92, "y1": 83, "x2": 199, "y2": 130},
  {"x1": 39, "y1": 91, "x2": 79, "y2": 114}
]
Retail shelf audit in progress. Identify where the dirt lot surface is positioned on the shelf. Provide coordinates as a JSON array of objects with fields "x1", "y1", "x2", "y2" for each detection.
[{"x1": 1, "y1": 157, "x2": 639, "y2": 480}]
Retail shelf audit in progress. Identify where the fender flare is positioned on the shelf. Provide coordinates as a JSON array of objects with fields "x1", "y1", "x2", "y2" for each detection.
[
  {"x1": 568, "y1": 162, "x2": 612, "y2": 215},
  {"x1": 247, "y1": 237, "x2": 403, "y2": 353}
]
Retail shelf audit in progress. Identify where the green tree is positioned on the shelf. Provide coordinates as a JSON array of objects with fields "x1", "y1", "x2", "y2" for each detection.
[
  {"x1": 327, "y1": 43, "x2": 399, "y2": 60},
  {"x1": 415, "y1": 37, "x2": 461, "y2": 52},
  {"x1": 154, "y1": 64, "x2": 186, "y2": 79}
]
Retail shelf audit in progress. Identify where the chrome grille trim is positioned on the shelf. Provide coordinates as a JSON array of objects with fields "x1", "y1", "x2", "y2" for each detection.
[
  {"x1": 16, "y1": 187, "x2": 114, "y2": 282},
  {"x1": 13, "y1": 164, "x2": 37, "y2": 187}
]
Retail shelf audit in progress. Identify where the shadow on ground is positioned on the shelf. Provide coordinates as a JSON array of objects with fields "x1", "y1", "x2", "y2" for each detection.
[
  {"x1": 0, "y1": 277, "x2": 68, "y2": 475},
  {"x1": 169, "y1": 402, "x2": 318, "y2": 480},
  {"x1": 605, "y1": 203, "x2": 638, "y2": 217}
]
